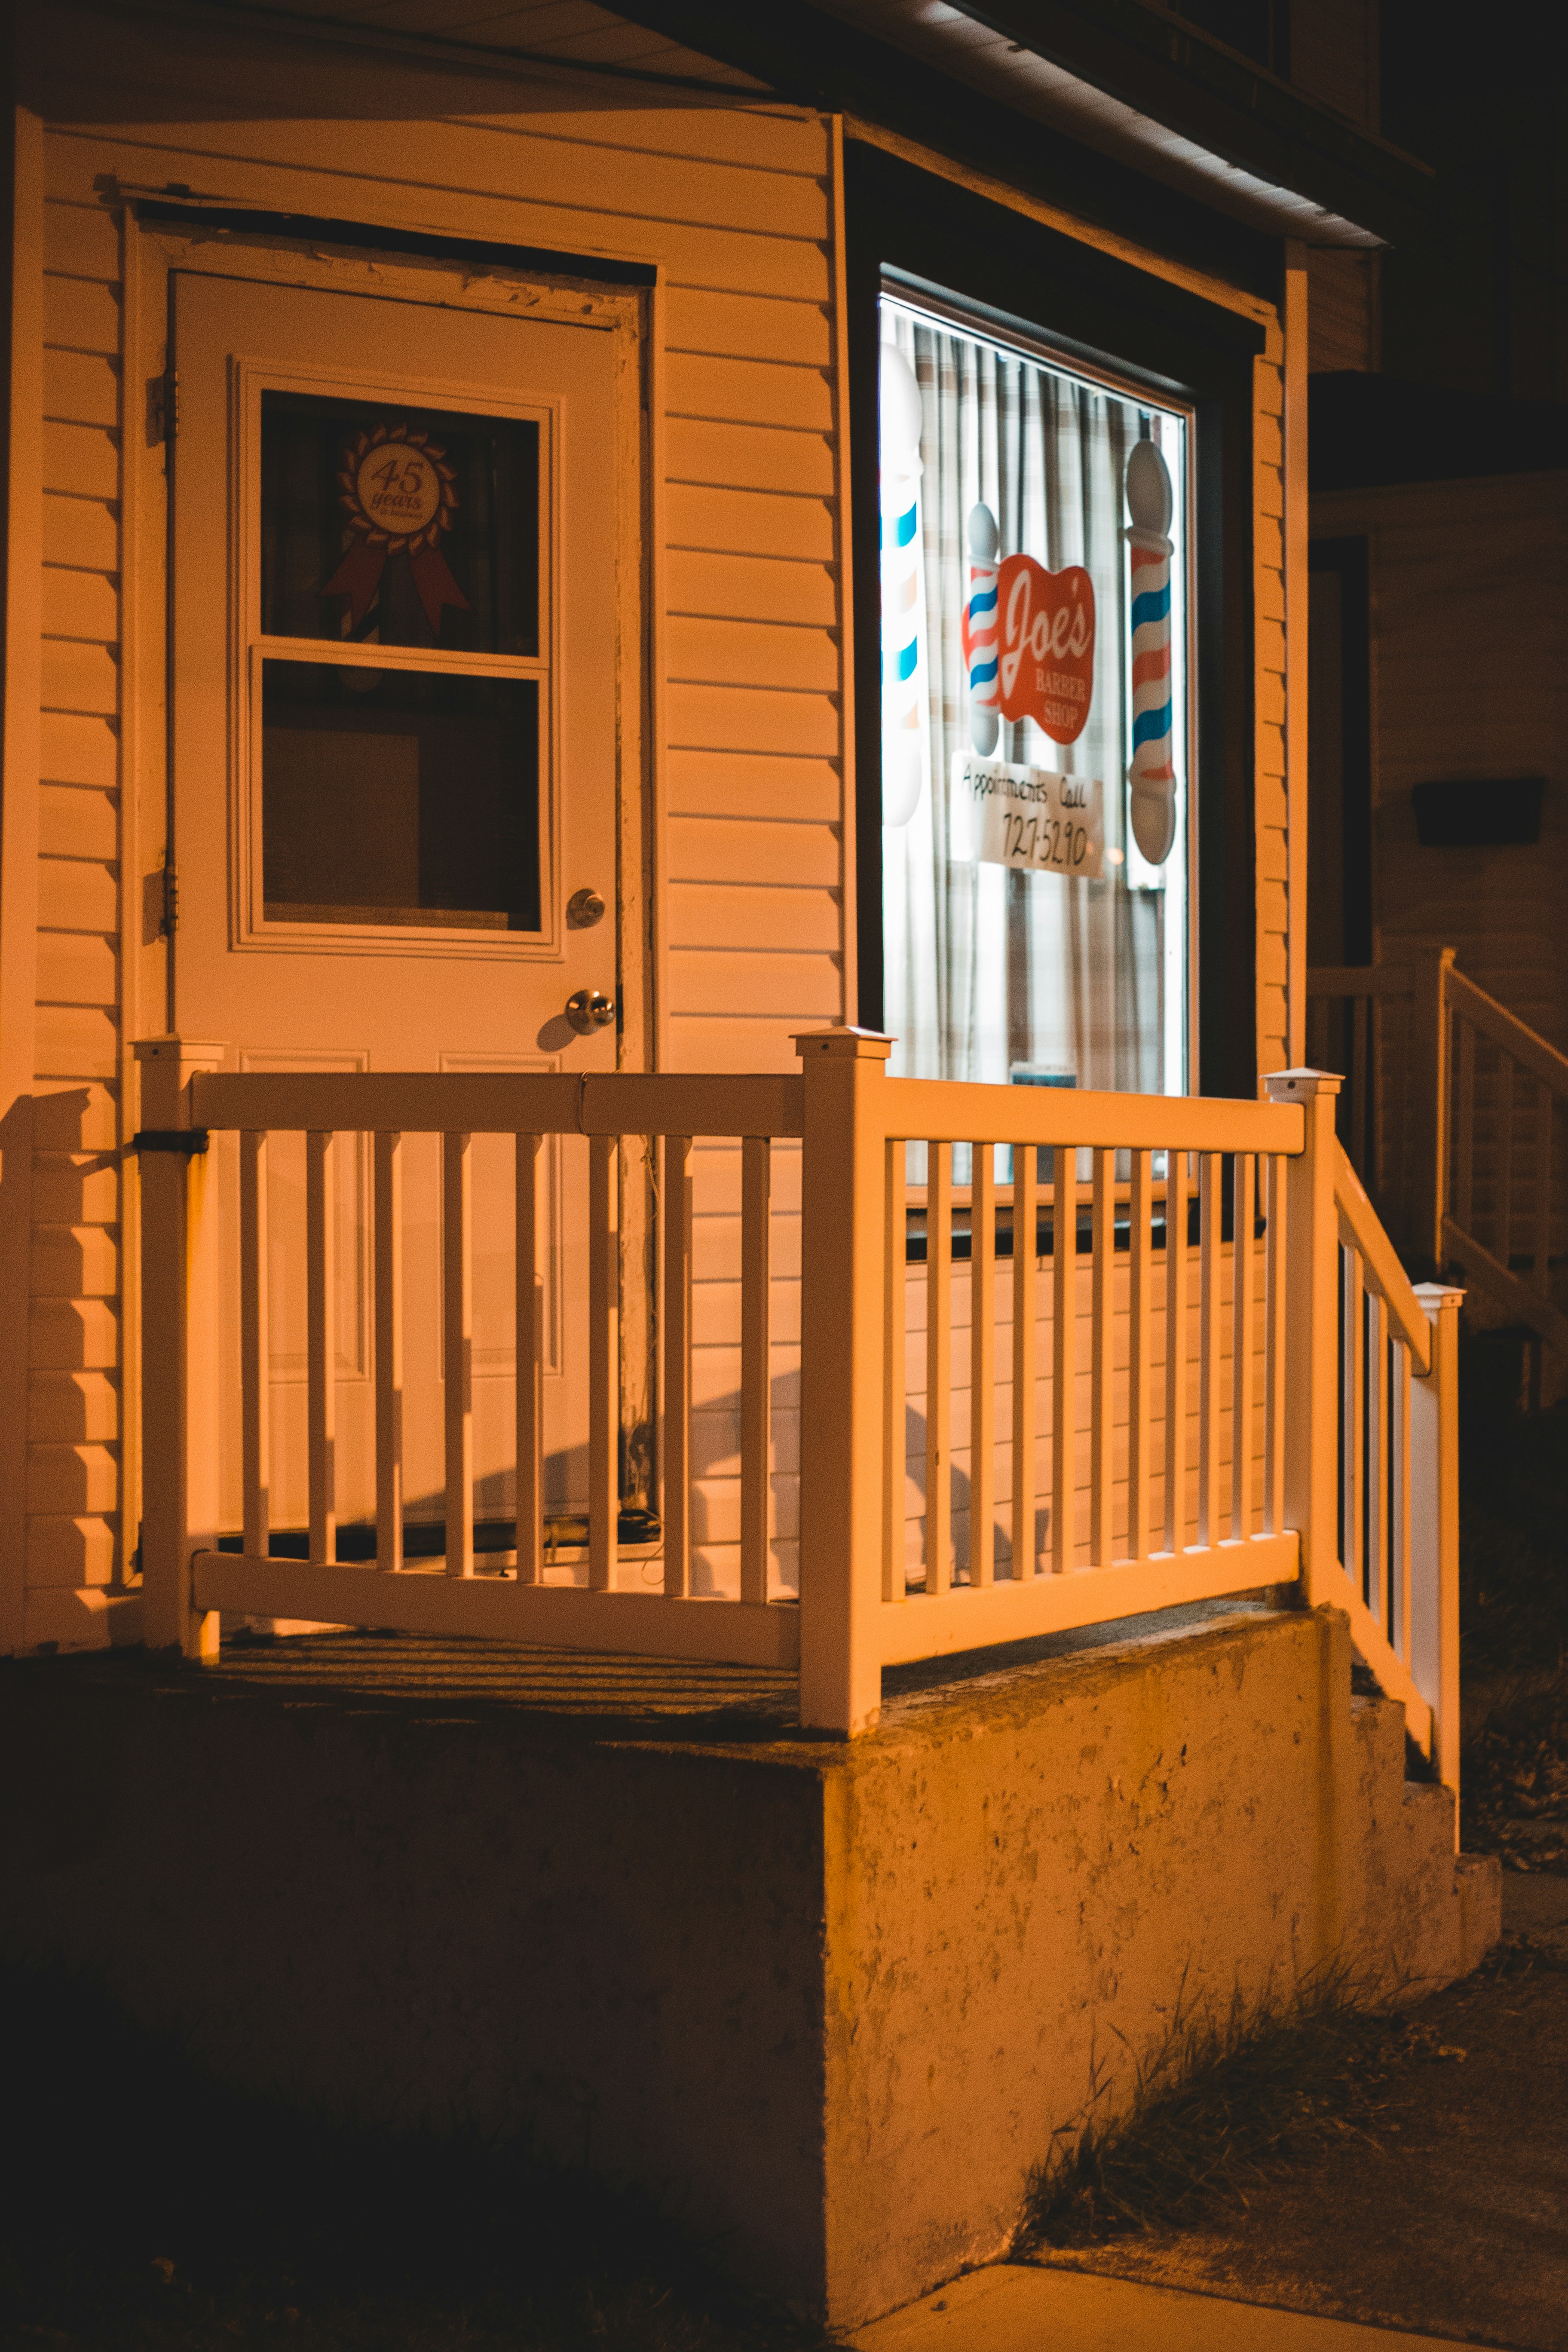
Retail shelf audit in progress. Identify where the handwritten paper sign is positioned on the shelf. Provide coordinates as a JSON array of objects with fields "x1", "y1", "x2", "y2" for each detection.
[{"x1": 953, "y1": 753, "x2": 1105, "y2": 879}]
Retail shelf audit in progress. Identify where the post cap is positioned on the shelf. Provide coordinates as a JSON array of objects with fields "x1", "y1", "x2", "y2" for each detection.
[
  {"x1": 133, "y1": 1036, "x2": 227, "y2": 1064},
  {"x1": 1263, "y1": 1067, "x2": 1343, "y2": 1101},
  {"x1": 1412, "y1": 1280, "x2": 1465, "y2": 1313},
  {"x1": 792, "y1": 1026, "x2": 894, "y2": 1061}
]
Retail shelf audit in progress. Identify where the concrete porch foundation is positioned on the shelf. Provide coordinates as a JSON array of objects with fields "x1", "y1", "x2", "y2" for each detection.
[{"x1": 0, "y1": 1604, "x2": 1499, "y2": 2328}]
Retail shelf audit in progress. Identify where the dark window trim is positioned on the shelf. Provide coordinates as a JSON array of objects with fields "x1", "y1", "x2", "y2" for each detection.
[{"x1": 846, "y1": 140, "x2": 1263, "y2": 1099}]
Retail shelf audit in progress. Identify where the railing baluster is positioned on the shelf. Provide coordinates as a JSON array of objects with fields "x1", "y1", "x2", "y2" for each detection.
[
  {"x1": 1366, "y1": 1287, "x2": 1386, "y2": 1633},
  {"x1": 1231, "y1": 1153, "x2": 1254, "y2": 1541},
  {"x1": 662, "y1": 1134, "x2": 692, "y2": 1599},
  {"x1": 1127, "y1": 1149, "x2": 1153, "y2": 1560},
  {"x1": 1264, "y1": 1153, "x2": 1286, "y2": 1535},
  {"x1": 240, "y1": 1129, "x2": 270, "y2": 1564},
  {"x1": 306, "y1": 1129, "x2": 336, "y2": 1567},
  {"x1": 1011, "y1": 1145, "x2": 1038, "y2": 1581},
  {"x1": 1163, "y1": 1149, "x2": 1188, "y2": 1553},
  {"x1": 1090, "y1": 1146, "x2": 1113, "y2": 1566},
  {"x1": 443, "y1": 1130, "x2": 474, "y2": 1580},
  {"x1": 1534, "y1": 1078, "x2": 1554, "y2": 1296},
  {"x1": 1198, "y1": 1151, "x2": 1222, "y2": 1547},
  {"x1": 926, "y1": 1141, "x2": 952, "y2": 1596},
  {"x1": 1052, "y1": 1141, "x2": 1077, "y2": 1573},
  {"x1": 970, "y1": 1141, "x2": 996, "y2": 1587},
  {"x1": 1342, "y1": 1246, "x2": 1364, "y2": 1601},
  {"x1": 374, "y1": 1131, "x2": 404, "y2": 1577},
  {"x1": 1394, "y1": 1333, "x2": 1412, "y2": 1663},
  {"x1": 1496, "y1": 1051, "x2": 1514, "y2": 1268},
  {"x1": 1455, "y1": 1016, "x2": 1475, "y2": 1234},
  {"x1": 514, "y1": 1133, "x2": 542, "y2": 1586},
  {"x1": 883, "y1": 1138, "x2": 907, "y2": 1601},
  {"x1": 740, "y1": 1134, "x2": 772, "y2": 1606},
  {"x1": 588, "y1": 1133, "x2": 619, "y2": 1595}
]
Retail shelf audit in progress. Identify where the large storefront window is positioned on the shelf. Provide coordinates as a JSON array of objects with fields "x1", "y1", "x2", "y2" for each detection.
[{"x1": 879, "y1": 291, "x2": 1191, "y2": 1097}]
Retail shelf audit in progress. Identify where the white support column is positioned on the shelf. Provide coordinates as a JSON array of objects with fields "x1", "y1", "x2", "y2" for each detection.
[
  {"x1": 1412, "y1": 1281, "x2": 1463, "y2": 1811},
  {"x1": 1265, "y1": 1067, "x2": 1341, "y2": 1608},
  {"x1": 795, "y1": 1026, "x2": 893, "y2": 1736},
  {"x1": 135, "y1": 1037, "x2": 227, "y2": 1659}
]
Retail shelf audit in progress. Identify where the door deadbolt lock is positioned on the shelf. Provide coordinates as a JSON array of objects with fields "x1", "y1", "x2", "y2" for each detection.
[
  {"x1": 567, "y1": 887, "x2": 607, "y2": 928},
  {"x1": 565, "y1": 989, "x2": 616, "y2": 1035}
]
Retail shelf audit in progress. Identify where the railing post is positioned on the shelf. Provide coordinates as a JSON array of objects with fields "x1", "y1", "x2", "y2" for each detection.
[
  {"x1": 1265, "y1": 1067, "x2": 1342, "y2": 1608},
  {"x1": 1412, "y1": 945, "x2": 1455, "y2": 1269},
  {"x1": 794, "y1": 1025, "x2": 893, "y2": 1735},
  {"x1": 1411, "y1": 1280, "x2": 1463, "y2": 1811},
  {"x1": 134, "y1": 1037, "x2": 227, "y2": 1660}
]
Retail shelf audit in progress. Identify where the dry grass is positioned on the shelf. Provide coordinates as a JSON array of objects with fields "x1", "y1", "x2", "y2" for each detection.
[{"x1": 1015, "y1": 1976, "x2": 1458, "y2": 2251}]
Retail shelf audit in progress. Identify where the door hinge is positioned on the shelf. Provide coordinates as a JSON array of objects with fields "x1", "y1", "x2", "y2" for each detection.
[
  {"x1": 160, "y1": 861, "x2": 179, "y2": 934},
  {"x1": 150, "y1": 366, "x2": 178, "y2": 443}
]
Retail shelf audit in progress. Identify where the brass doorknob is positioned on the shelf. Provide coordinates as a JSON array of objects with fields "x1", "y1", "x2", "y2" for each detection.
[{"x1": 565, "y1": 989, "x2": 616, "y2": 1035}]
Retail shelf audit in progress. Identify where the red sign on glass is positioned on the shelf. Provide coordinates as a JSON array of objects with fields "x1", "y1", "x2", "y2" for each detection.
[{"x1": 996, "y1": 554, "x2": 1095, "y2": 744}]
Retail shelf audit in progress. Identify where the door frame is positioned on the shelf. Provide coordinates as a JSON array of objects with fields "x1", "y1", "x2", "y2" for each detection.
[{"x1": 125, "y1": 213, "x2": 662, "y2": 1519}]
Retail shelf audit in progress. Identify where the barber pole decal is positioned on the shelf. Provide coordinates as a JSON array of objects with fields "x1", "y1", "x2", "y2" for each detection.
[
  {"x1": 1124, "y1": 438, "x2": 1177, "y2": 866},
  {"x1": 962, "y1": 503, "x2": 1001, "y2": 755},
  {"x1": 879, "y1": 344, "x2": 929, "y2": 828}
]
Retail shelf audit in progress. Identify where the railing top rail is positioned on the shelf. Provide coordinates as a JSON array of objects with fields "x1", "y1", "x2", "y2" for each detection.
[
  {"x1": 1305, "y1": 963, "x2": 1417, "y2": 999},
  {"x1": 876, "y1": 1075, "x2": 1302, "y2": 1155},
  {"x1": 191, "y1": 1069, "x2": 807, "y2": 1139},
  {"x1": 1445, "y1": 965, "x2": 1568, "y2": 1099},
  {"x1": 1334, "y1": 1139, "x2": 1433, "y2": 1372}
]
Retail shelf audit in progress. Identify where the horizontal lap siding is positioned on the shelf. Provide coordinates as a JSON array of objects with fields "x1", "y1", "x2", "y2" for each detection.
[
  {"x1": 31, "y1": 181, "x2": 125, "y2": 1623},
  {"x1": 45, "y1": 85, "x2": 845, "y2": 1093},
  {"x1": 28, "y1": 55, "x2": 842, "y2": 1647}
]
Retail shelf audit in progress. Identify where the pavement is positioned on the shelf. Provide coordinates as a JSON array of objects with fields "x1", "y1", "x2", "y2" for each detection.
[
  {"x1": 853, "y1": 2265, "x2": 1467, "y2": 2350},
  {"x1": 856, "y1": 1875, "x2": 1568, "y2": 2352}
]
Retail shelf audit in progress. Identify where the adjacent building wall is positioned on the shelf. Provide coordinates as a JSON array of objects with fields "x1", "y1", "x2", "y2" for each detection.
[{"x1": 1314, "y1": 470, "x2": 1568, "y2": 1051}]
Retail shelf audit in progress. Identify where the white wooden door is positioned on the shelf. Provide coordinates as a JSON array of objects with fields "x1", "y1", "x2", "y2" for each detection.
[{"x1": 170, "y1": 266, "x2": 631, "y2": 1547}]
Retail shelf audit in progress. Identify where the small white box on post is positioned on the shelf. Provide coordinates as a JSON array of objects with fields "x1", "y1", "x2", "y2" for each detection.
[
  {"x1": 794, "y1": 1025, "x2": 893, "y2": 1736},
  {"x1": 1264, "y1": 1067, "x2": 1342, "y2": 1608},
  {"x1": 1411, "y1": 1280, "x2": 1463, "y2": 1812},
  {"x1": 135, "y1": 1037, "x2": 227, "y2": 1660}
]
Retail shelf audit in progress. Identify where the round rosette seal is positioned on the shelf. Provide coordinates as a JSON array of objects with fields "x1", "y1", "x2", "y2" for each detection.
[{"x1": 324, "y1": 421, "x2": 471, "y2": 635}]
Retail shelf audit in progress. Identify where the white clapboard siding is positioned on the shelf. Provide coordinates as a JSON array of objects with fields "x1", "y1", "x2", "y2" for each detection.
[
  {"x1": 28, "y1": 52, "x2": 842, "y2": 1643},
  {"x1": 31, "y1": 189, "x2": 126, "y2": 1606}
]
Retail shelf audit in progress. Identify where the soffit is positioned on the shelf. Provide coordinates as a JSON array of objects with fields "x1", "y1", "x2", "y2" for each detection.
[{"x1": 812, "y1": 0, "x2": 1423, "y2": 247}]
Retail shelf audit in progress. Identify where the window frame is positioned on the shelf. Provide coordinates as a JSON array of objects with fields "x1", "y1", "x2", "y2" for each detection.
[
  {"x1": 847, "y1": 139, "x2": 1268, "y2": 1101},
  {"x1": 232, "y1": 353, "x2": 560, "y2": 958},
  {"x1": 876, "y1": 273, "x2": 1201, "y2": 1099}
]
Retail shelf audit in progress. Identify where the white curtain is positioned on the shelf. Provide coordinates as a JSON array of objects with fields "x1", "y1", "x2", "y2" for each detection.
[{"x1": 881, "y1": 306, "x2": 1168, "y2": 1095}]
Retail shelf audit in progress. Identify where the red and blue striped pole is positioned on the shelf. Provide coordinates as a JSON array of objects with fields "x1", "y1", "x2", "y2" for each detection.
[{"x1": 1124, "y1": 438, "x2": 1177, "y2": 867}]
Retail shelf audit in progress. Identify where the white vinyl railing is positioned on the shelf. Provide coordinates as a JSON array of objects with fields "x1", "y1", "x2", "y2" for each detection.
[
  {"x1": 133, "y1": 1034, "x2": 1461, "y2": 1782},
  {"x1": 1308, "y1": 949, "x2": 1567, "y2": 1365}
]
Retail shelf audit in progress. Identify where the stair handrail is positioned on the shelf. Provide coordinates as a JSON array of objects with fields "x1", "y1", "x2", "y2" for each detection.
[
  {"x1": 1335, "y1": 1142, "x2": 1432, "y2": 1376},
  {"x1": 1438, "y1": 963, "x2": 1568, "y2": 1359},
  {"x1": 1444, "y1": 965, "x2": 1568, "y2": 1099}
]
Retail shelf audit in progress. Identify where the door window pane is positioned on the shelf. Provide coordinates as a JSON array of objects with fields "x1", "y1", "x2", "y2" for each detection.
[
  {"x1": 261, "y1": 391, "x2": 539, "y2": 656},
  {"x1": 879, "y1": 295, "x2": 1190, "y2": 1097},
  {"x1": 261, "y1": 660, "x2": 541, "y2": 931}
]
